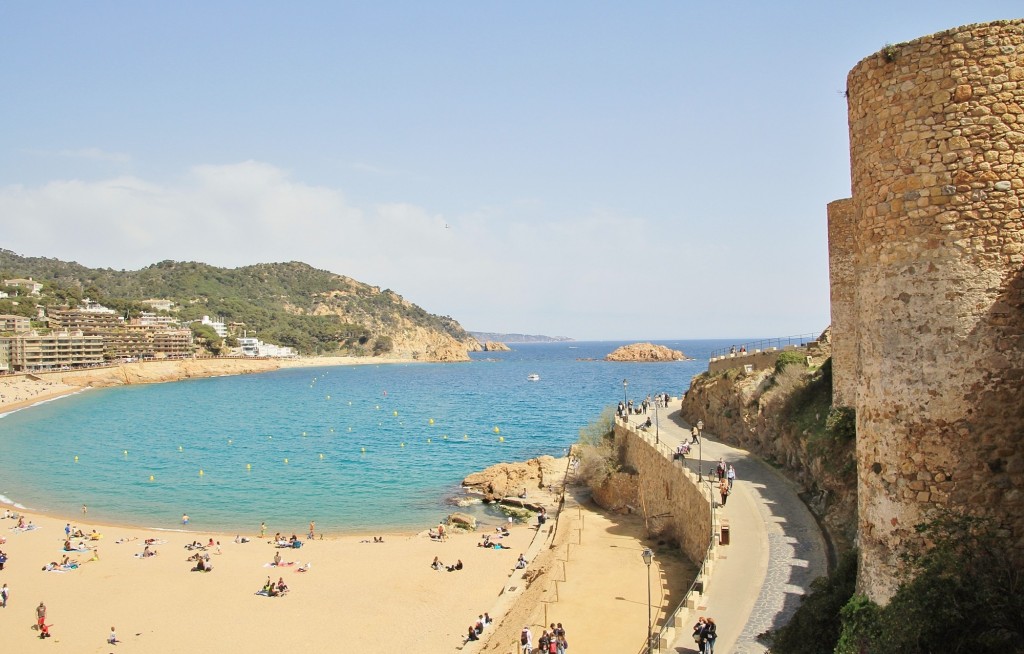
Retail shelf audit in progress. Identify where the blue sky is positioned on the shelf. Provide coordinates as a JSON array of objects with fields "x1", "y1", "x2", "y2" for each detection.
[{"x1": 1, "y1": 2, "x2": 1019, "y2": 340}]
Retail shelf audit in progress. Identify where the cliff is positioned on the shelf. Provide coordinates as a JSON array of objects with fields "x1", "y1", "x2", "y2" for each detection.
[
  {"x1": 680, "y1": 354, "x2": 856, "y2": 555},
  {"x1": 605, "y1": 342, "x2": 687, "y2": 362}
]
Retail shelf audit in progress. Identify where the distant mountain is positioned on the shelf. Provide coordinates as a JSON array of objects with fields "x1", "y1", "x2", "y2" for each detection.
[
  {"x1": 469, "y1": 331, "x2": 573, "y2": 344},
  {"x1": 0, "y1": 249, "x2": 475, "y2": 360}
]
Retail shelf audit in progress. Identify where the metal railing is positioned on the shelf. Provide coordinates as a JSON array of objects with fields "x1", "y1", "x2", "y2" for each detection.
[{"x1": 709, "y1": 332, "x2": 820, "y2": 359}]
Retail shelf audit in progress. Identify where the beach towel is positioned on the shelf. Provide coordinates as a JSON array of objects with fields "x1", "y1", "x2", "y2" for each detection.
[
  {"x1": 263, "y1": 561, "x2": 296, "y2": 567},
  {"x1": 11, "y1": 525, "x2": 39, "y2": 532}
]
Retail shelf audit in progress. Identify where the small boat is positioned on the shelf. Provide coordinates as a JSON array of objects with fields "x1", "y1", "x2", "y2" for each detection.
[{"x1": 527, "y1": 374, "x2": 540, "y2": 381}]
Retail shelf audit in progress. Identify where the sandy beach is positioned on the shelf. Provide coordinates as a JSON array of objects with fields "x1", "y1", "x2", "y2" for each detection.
[{"x1": 0, "y1": 360, "x2": 692, "y2": 652}]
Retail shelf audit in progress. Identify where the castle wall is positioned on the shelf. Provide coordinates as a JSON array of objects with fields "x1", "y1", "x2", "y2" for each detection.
[
  {"x1": 845, "y1": 19, "x2": 1024, "y2": 602},
  {"x1": 827, "y1": 198, "x2": 857, "y2": 407},
  {"x1": 614, "y1": 421, "x2": 713, "y2": 564}
]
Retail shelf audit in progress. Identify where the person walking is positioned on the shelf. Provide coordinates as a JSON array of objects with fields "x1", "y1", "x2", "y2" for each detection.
[
  {"x1": 703, "y1": 617, "x2": 718, "y2": 653},
  {"x1": 727, "y1": 464, "x2": 736, "y2": 490},
  {"x1": 690, "y1": 425, "x2": 700, "y2": 444},
  {"x1": 520, "y1": 626, "x2": 532, "y2": 654},
  {"x1": 259, "y1": 522, "x2": 266, "y2": 538},
  {"x1": 719, "y1": 478, "x2": 730, "y2": 506},
  {"x1": 36, "y1": 601, "x2": 46, "y2": 629},
  {"x1": 1, "y1": 583, "x2": 8, "y2": 608}
]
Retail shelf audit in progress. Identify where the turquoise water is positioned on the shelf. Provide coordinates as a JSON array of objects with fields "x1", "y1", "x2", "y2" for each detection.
[{"x1": 0, "y1": 340, "x2": 727, "y2": 533}]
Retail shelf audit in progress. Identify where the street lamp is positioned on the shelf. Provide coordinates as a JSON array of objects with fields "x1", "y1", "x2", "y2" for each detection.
[
  {"x1": 641, "y1": 547, "x2": 654, "y2": 654},
  {"x1": 652, "y1": 394, "x2": 660, "y2": 444},
  {"x1": 696, "y1": 420, "x2": 704, "y2": 479},
  {"x1": 622, "y1": 379, "x2": 629, "y2": 408}
]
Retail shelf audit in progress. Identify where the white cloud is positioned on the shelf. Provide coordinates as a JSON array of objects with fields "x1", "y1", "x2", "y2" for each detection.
[
  {"x1": 0, "y1": 160, "x2": 828, "y2": 338},
  {"x1": 53, "y1": 148, "x2": 133, "y2": 163}
]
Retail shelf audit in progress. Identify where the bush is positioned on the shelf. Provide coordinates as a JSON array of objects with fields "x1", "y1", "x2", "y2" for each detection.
[
  {"x1": 825, "y1": 406, "x2": 856, "y2": 442},
  {"x1": 575, "y1": 407, "x2": 617, "y2": 486},
  {"x1": 774, "y1": 350, "x2": 809, "y2": 374}
]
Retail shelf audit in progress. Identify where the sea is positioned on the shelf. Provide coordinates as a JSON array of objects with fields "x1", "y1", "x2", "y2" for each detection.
[{"x1": 0, "y1": 340, "x2": 732, "y2": 534}]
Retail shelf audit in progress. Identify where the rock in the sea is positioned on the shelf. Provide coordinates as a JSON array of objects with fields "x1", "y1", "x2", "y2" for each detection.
[
  {"x1": 482, "y1": 341, "x2": 511, "y2": 351},
  {"x1": 605, "y1": 342, "x2": 687, "y2": 362},
  {"x1": 448, "y1": 512, "x2": 477, "y2": 530},
  {"x1": 462, "y1": 456, "x2": 560, "y2": 499}
]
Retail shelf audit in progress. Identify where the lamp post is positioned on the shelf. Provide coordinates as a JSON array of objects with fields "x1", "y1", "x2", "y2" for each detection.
[
  {"x1": 652, "y1": 394, "x2": 660, "y2": 444},
  {"x1": 696, "y1": 420, "x2": 704, "y2": 480},
  {"x1": 642, "y1": 547, "x2": 653, "y2": 654},
  {"x1": 623, "y1": 379, "x2": 629, "y2": 407}
]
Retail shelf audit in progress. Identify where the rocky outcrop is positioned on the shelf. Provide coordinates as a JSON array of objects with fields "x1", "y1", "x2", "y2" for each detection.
[
  {"x1": 447, "y1": 512, "x2": 478, "y2": 530},
  {"x1": 481, "y1": 341, "x2": 511, "y2": 352},
  {"x1": 605, "y1": 343, "x2": 687, "y2": 362},
  {"x1": 462, "y1": 456, "x2": 561, "y2": 502}
]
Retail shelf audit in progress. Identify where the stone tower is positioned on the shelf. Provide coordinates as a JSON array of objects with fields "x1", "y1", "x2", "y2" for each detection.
[
  {"x1": 827, "y1": 198, "x2": 857, "y2": 408},
  {"x1": 843, "y1": 20, "x2": 1024, "y2": 603}
]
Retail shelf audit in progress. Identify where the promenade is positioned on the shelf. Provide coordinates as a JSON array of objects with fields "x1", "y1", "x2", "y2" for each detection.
[{"x1": 625, "y1": 406, "x2": 828, "y2": 653}]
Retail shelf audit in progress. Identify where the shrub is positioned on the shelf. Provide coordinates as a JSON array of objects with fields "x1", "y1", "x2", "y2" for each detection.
[
  {"x1": 825, "y1": 406, "x2": 856, "y2": 442},
  {"x1": 774, "y1": 350, "x2": 809, "y2": 375}
]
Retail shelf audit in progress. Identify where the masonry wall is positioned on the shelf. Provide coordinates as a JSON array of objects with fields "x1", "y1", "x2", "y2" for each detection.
[
  {"x1": 614, "y1": 421, "x2": 713, "y2": 564},
  {"x1": 845, "y1": 19, "x2": 1024, "y2": 602},
  {"x1": 827, "y1": 198, "x2": 857, "y2": 407}
]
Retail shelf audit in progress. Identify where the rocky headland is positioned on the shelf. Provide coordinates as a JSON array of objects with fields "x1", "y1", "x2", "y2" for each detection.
[
  {"x1": 605, "y1": 342, "x2": 688, "y2": 362},
  {"x1": 462, "y1": 456, "x2": 565, "y2": 502}
]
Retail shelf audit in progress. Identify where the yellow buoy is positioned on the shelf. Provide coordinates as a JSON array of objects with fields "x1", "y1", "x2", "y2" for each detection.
[
  {"x1": 284, "y1": 458, "x2": 289, "y2": 464},
  {"x1": 401, "y1": 442, "x2": 405, "y2": 447},
  {"x1": 361, "y1": 447, "x2": 366, "y2": 453},
  {"x1": 429, "y1": 418, "x2": 435, "y2": 425},
  {"x1": 493, "y1": 426, "x2": 500, "y2": 433},
  {"x1": 149, "y1": 475, "x2": 154, "y2": 481},
  {"x1": 427, "y1": 438, "x2": 432, "y2": 444},
  {"x1": 330, "y1": 428, "x2": 335, "y2": 433},
  {"x1": 326, "y1": 395, "x2": 330, "y2": 400},
  {"x1": 463, "y1": 434, "x2": 468, "y2": 440},
  {"x1": 178, "y1": 446, "x2": 183, "y2": 452},
  {"x1": 199, "y1": 469, "x2": 204, "y2": 476},
  {"x1": 246, "y1": 463, "x2": 252, "y2": 471},
  {"x1": 443, "y1": 434, "x2": 448, "y2": 440},
  {"x1": 348, "y1": 401, "x2": 352, "y2": 406},
  {"x1": 123, "y1": 450, "x2": 129, "y2": 456},
  {"x1": 375, "y1": 405, "x2": 380, "y2": 410},
  {"x1": 74, "y1": 455, "x2": 79, "y2": 462},
  {"x1": 228, "y1": 439, "x2": 232, "y2": 445},
  {"x1": 268, "y1": 435, "x2": 273, "y2": 440},
  {"x1": 348, "y1": 427, "x2": 352, "y2": 432},
  {"x1": 499, "y1": 436, "x2": 505, "y2": 442},
  {"x1": 319, "y1": 453, "x2": 324, "y2": 460},
  {"x1": 393, "y1": 410, "x2": 398, "y2": 417}
]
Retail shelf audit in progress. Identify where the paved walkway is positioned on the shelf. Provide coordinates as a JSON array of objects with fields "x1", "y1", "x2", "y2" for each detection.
[{"x1": 625, "y1": 405, "x2": 828, "y2": 653}]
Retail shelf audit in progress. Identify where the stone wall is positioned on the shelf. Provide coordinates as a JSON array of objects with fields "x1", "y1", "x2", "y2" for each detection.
[
  {"x1": 827, "y1": 198, "x2": 857, "y2": 407},
  {"x1": 707, "y1": 345, "x2": 807, "y2": 376},
  {"x1": 842, "y1": 19, "x2": 1024, "y2": 602},
  {"x1": 613, "y1": 420, "x2": 713, "y2": 564}
]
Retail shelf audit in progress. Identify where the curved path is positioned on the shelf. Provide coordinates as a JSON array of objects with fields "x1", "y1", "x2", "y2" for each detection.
[{"x1": 632, "y1": 407, "x2": 829, "y2": 653}]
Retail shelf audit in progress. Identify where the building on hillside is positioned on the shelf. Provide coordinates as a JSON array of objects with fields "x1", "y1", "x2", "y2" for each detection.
[
  {"x1": 200, "y1": 315, "x2": 227, "y2": 338},
  {"x1": 0, "y1": 290, "x2": 8, "y2": 299},
  {"x1": 0, "y1": 330, "x2": 104, "y2": 370},
  {"x1": 149, "y1": 329, "x2": 193, "y2": 358},
  {"x1": 133, "y1": 312, "x2": 178, "y2": 328},
  {"x1": 48, "y1": 308, "x2": 124, "y2": 332},
  {"x1": 140, "y1": 299, "x2": 174, "y2": 312},
  {"x1": 0, "y1": 341, "x2": 9, "y2": 372},
  {"x1": 0, "y1": 314, "x2": 31, "y2": 333},
  {"x1": 80, "y1": 298, "x2": 116, "y2": 314},
  {"x1": 237, "y1": 336, "x2": 295, "y2": 358},
  {"x1": 2, "y1": 278, "x2": 43, "y2": 295}
]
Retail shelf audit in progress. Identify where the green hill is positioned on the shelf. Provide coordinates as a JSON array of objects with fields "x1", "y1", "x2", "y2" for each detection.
[{"x1": 0, "y1": 249, "x2": 474, "y2": 359}]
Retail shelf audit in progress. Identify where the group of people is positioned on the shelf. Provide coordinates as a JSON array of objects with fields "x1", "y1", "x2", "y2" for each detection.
[
  {"x1": 464, "y1": 612, "x2": 492, "y2": 642},
  {"x1": 431, "y1": 555, "x2": 464, "y2": 572},
  {"x1": 715, "y1": 460, "x2": 737, "y2": 506},
  {"x1": 520, "y1": 622, "x2": 568, "y2": 654},
  {"x1": 258, "y1": 576, "x2": 289, "y2": 597},
  {"x1": 273, "y1": 533, "x2": 305, "y2": 548},
  {"x1": 692, "y1": 616, "x2": 718, "y2": 652}
]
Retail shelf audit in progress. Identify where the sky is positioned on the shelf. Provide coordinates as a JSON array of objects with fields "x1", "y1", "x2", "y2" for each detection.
[{"x1": 1, "y1": 2, "x2": 1020, "y2": 340}]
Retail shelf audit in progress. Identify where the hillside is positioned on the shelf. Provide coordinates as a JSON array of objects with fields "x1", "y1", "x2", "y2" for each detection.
[
  {"x1": 0, "y1": 249, "x2": 476, "y2": 360},
  {"x1": 468, "y1": 331, "x2": 573, "y2": 343}
]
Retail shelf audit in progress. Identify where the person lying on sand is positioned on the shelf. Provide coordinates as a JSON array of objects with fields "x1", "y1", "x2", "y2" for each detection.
[{"x1": 296, "y1": 562, "x2": 311, "y2": 572}]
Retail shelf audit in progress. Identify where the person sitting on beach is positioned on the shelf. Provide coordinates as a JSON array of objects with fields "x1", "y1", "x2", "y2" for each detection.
[
  {"x1": 72, "y1": 528, "x2": 86, "y2": 538},
  {"x1": 373, "y1": 536, "x2": 384, "y2": 543},
  {"x1": 431, "y1": 556, "x2": 444, "y2": 571},
  {"x1": 142, "y1": 545, "x2": 156, "y2": 557},
  {"x1": 516, "y1": 554, "x2": 527, "y2": 569},
  {"x1": 484, "y1": 612, "x2": 492, "y2": 626},
  {"x1": 276, "y1": 577, "x2": 289, "y2": 594},
  {"x1": 273, "y1": 551, "x2": 282, "y2": 567},
  {"x1": 191, "y1": 557, "x2": 210, "y2": 572},
  {"x1": 496, "y1": 525, "x2": 510, "y2": 536},
  {"x1": 446, "y1": 559, "x2": 463, "y2": 572},
  {"x1": 16, "y1": 517, "x2": 25, "y2": 529},
  {"x1": 466, "y1": 625, "x2": 479, "y2": 642},
  {"x1": 89, "y1": 529, "x2": 101, "y2": 540},
  {"x1": 63, "y1": 539, "x2": 73, "y2": 551},
  {"x1": 234, "y1": 534, "x2": 250, "y2": 544},
  {"x1": 478, "y1": 534, "x2": 492, "y2": 548}
]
